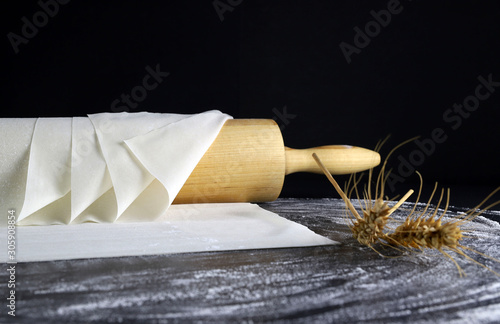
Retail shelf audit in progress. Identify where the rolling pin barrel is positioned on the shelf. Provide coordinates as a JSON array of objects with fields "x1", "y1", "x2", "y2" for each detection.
[{"x1": 173, "y1": 119, "x2": 380, "y2": 204}]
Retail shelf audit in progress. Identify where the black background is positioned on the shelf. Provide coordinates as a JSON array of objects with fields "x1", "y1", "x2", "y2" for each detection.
[{"x1": 3, "y1": 0, "x2": 500, "y2": 209}]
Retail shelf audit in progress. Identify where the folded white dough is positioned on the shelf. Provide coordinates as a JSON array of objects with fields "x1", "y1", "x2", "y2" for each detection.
[{"x1": 0, "y1": 110, "x2": 231, "y2": 225}]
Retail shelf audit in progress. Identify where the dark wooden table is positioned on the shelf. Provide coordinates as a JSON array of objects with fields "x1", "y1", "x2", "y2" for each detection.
[{"x1": 2, "y1": 198, "x2": 500, "y2": 323}]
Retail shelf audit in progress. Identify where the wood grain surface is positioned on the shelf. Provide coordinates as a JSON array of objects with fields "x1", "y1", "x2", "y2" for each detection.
[
  {"x1": 1, "y1": 198, "x2": 500, "y2": 323},
  {"x1": 174, "y1": 119, "x2": 285, "y2": 204}
]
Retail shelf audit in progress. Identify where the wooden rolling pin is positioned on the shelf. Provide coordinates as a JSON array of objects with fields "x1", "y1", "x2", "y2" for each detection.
[{"x1": 173, "y1": 119, "x2": 380, "y2": 204}]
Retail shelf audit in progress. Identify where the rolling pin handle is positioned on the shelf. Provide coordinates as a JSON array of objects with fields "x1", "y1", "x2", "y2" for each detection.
[{"x1": 285, "y1": 145, "x2": 380, "y2": 175}]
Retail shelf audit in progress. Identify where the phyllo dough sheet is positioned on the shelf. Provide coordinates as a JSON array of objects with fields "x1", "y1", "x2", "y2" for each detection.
[
  {"x1": 1, "y1": 110, "x2": 230, "y2": 225},
  {"x1": 0, "y1": 203, "x2": 336, "y2": 262},
  {"x1": 0, "y1": 110, "x2": 336, "y2": 261}
]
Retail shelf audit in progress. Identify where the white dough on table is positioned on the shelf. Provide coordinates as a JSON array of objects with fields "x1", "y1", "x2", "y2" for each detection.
[{"x1": 0, "y1": 203, "x2": 336, "y2": 262}]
